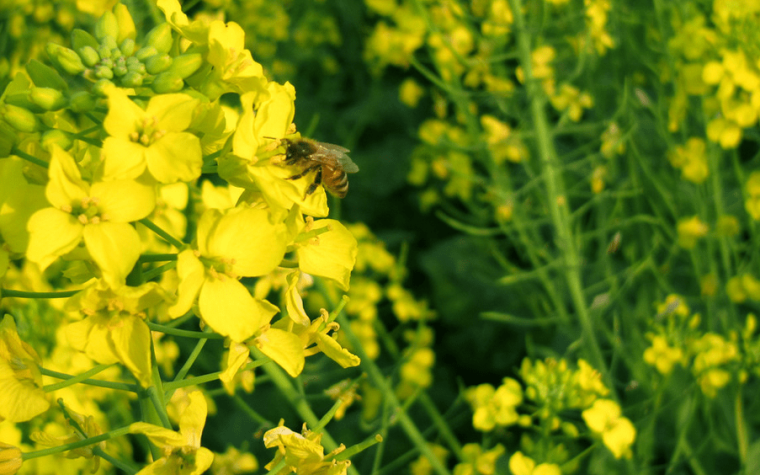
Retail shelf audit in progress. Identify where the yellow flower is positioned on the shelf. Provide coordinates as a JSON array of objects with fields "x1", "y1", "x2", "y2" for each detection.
[
  {"x1": 690, "y1": 333, "x2": 739, "y2": 398},
  {"x1": 296, "y1": 218, "x2": 358, "y2": 291},
  {"x1": 130, "y1": 391, "x2": 214, "y2": 475},
  {"x1": 211, "y1": 446, "x2": 258, "y2": 475},
  {"x1": 582, "y1": 399, "x2": 636, "y2": 459},
  {"x1": 452, "y1": 443, "x2": 504, "y2": 475},
  {"x1": 31, "y1": 407, "x2": 105, "y2": 473},
  {"x1": 400, "y1": 78, "x2": 425, "y2": 108},
  {"x1": 26, "y1": 146, "x2": 155, "y2": 288},
  {"x1": 643, "y1": 335, "x2": 684, "y2": 375},
  {"x1": 168, "y1": 207, "x2": 288, "y2": 342},
  {"x1": 65, "y1": 280, "x2": 164, "y2": 387},
  {"x1": 676, "y1": 216, "x2": 708, "y2": 249},
  {"x1": 0, "y1": 442, "x2": 22, "y2": 475},
  {"x1": 263, "y1": 424, "x2": 350, "y2": 475},
  {"x1": 745, "y1": 172, "x2": 760, "y2": 220},
  {"x1": 0, "y1": 315, "x2": 49, "y2": 422},
  {"x1": 103, "y1": 87, "x2": 202, "y2": 183},
  {"x1": 508, "y1": 451, "x2": 560, "y2": 475},
  {"x1": 668, "y1": 138, "x2": 708, "y2": 184}
]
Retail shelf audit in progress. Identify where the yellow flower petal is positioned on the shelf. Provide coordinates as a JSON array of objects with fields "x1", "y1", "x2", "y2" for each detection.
[
  {"x1": 82, "y1": 222, "x2": 141, "y2": 288},
  {"x1": 26, "y1": 208, "x2": 83, "y2": 271},
  {"x1": 198, "y1": 277, "x2": 278, "y2": 342},
  {"x1": 315, "y1": 332, "x2": 360, "y2": 368},
  {"x1": 297, "y1": 220, "x2": 357, "y2": 291},
  {"x1": 110, "y1": 316, "x2": 152, "y2": 388},
  {"x1": 285, "y1": 271, "x2": 311, "y2": 326},
  {"x1": 255, "y1": 328, "x2": 305, "y2": 377},
  {"x1": 169, "y1": 250, "x2": 205, "y2": 318}
]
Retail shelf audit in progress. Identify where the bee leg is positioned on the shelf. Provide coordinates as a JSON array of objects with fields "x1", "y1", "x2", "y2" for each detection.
[
  {"x1": 287, "y1": 165, "x2": 319, "y2": 181},
  {"x1": 304, "y1": 167, "x2": 323, "y2": 198}
]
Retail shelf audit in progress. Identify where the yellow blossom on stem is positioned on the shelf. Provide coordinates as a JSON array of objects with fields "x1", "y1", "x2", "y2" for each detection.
[
  {"x1": 296, "y1": 218, "x2": 358, "y2": 291},
  {"x1": 643, "y1": 335, "x2": 684, "y2": 375},
  {"x1": 508, "y1": 451, "x2": 560, "y2": 475},
  {"x1": 0, "y1": 442, "x2": 22, "y2": 475},
  {"x1": 211, "y1": 446, "x2": 258, "y2": 475},
  {"x1": 65, "y1": 280, "x2": 165, "y2": 387},
  {"x1": 25, "y1": 146, "x2": 155, "y2": 288},
  {"x1": 453, "y1": 443, "x2": 504, "y2": 475},
  {"x1": 582, "y1": 399, "x2": 636, "y2": 459},
  {"x1": 0, "y1": 315, "x2": 49, "y2": 422},
  {"x1": 130, "y1": 391, "x2": 214, "y2": 475},
  {"x1": 102, "y1": 87, "x2": 202, "y2": 183},
  {"x1": 676, "y1": 216, "x2": 708, "y2": 249},
  {"x1": 745, "y1": 171, "x2": 760, "y2": 220},
  {"x1": 168, "y1": 207, "x2": 289, "y2": 342},
  {"x1": 263, "y1": 423, "x2": 350, "y2": 475},
  {"x1": 31, "y1": 406, "x2": 105, "y2": 473}
]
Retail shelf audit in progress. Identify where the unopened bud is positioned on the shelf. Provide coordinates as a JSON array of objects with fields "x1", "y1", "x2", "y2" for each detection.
[
  {"x1": 71, "y1": 28, "x2": 99, "y2": 52},
  {"x1": 145, "y1": 54, "x2": 173, "y2": 75},
  {"x1": 92, "y1": 79, "x2": 115, "y2": 96},
  {"x1": 0, "y1": 120, "x2": 17, "y2": 158},
  {"x1": 46, "y1": 43, "x2": 85, "y2": 75},
  {"x1": 41, "y1": 129, "x2": 73, "y2": 151},
  {"x1": 78, "y1": 46, "x2": 100, "y2": 67},
  {"x1": 114, "y1": 3, "x2": 136, "y2": 42},
  {"x1": 1, "y1": 104, "x2": 40, "y2": 133},
  {"x1": 26, "y1": 59, "x2": 68, "y2": 90},
  {"x1": 135, "y1": 46, "x2": 158, "y2": 61},
  {"x1": 29, "y1": 87, "x2": 67, "y2": 111},
  {"x1": 151, "y1": 72, "x2": 184, "y2": 93},
  {"x1": 120, "y1": 38, "x2": 135, "y2": 57},
  {"x1": 169, "y1": 53, "x2": 202, "y2": 79},
  {"x1": 94, "y1": 11, "x2": 119, "y2": 41},
  {"x1": 113, "y1": 62, "x2": 128, "y2": 77},
  {"x1": 69, "y1": 91, "x2": 96, "y2": 112},
  {"x1": 94, "y1": 65, "x2": 114, "y2": 80},
  {"x1": 145, "y1": 23, "x2": 173, "y2": 54},
  {"x1": 4, "y1": 92, "x2": 41, "y2": 112},
  {"x1": 121, "y1": 71, "x2": 144, "y2": 87}
]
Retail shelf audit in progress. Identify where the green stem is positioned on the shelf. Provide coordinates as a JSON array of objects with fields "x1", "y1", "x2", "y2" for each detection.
[
  {"x1": 146, "y1": 322, "x2": 224, "y2": 340},
  {"x1": 736, "y1": 390, "x2": 748, "y2": 466},
  {"x1": 148, "y1": 340, "x2": 172, "y2": 429},
  {"x1": 232, "y1": 395, "x2": 273, "y2": 429},
  {"x1": 1, "y1": 288, "x2": 80, "y2": 299},
  {"x1": 140, "y1": 253, "x2": 178, "y2": 262},
  {"x1": 43, "y1": 364, "x2": 114, "y2": 393},
  {"x1": 139, "y1": 218, "x2": 185, "y2": 249},
  {"x1": 142, "y1": 261, "x2": 177, "y2": 281},
  {"x1": 162, "y1": 358, "x2": 270, "y2": 392},
  {"x1": 11, "y1": 146, "x2": 48, "y2": 168},
  {"x1": 328, "y1": 434, "x2": 383, "y2": 462},
  {"x1": 333, "y1": 314, "x2": 451, "y2": 475},
  {"x1": 507, "y1": 0, "x2": 610, "y2": 389},
  {"x1": 41, "y1": 367, "x2": 138, "y2": 392},
  {"x1": 21, "y1": 426, "x2": 132, "y2": 461},
  {"x1": 164, "y1": 335, "x2": 208, "y2": 401}
]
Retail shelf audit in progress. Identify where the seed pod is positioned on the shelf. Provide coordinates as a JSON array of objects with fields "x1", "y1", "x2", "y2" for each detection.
[
  {"x1": 29, "y1": 87, "x2": 67, "y2": 111},
  {"x1": 168, "y1": 53, "x2": 202, "y2": 79},
  {"x1": 145, "y1": 54, "x2": 173, "y2": 75},
  {"x1": 151, "y1": 72, "x2": 184, "y2": 93},
  {"x1": 1, "y1": 104, "x2": 40, "y2": 133},
  {"x1": 145, "y1": 23, "x2": 173, "y2": 54}
]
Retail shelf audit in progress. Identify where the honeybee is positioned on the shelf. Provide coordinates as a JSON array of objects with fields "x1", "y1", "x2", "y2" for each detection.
[{"x1": 279, "y1": 137, "x2": 359, "y2": 198}]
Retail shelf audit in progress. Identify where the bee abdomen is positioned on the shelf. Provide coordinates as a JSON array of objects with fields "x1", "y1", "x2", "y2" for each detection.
[{"x1": 332, "y1": 172, "x2": 349, "y2": 198}]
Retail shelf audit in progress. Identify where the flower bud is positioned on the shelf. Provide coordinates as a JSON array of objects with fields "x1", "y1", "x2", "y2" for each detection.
[
  {"x1": 145, "y1": 23, "x2": 173, "y2": 54},
  {"x1": 69, "y1": 91, "x2": 96, "y2": 112},
  {"x1": 98, "y1": 44, "x2": 112, "y2": 60},
  {"x1": 78, "y1": 46, "x2": 100, "y2": 67},
  {"x1": 26, "y1": 59, "x2": 68, "y2": 91},
  {"x1": 29, "y1": 87, "x2": 67, "y2": 111},
  {"x1": 0, "y1": 442, "x2": 22, "y2": 475},
  {"x1": 113, "y1": 62, "x2": 128, "y2": 77},
  {"x1": 71, "y1": 28, "x2": 99, "y2": 52},
  {"x1": 121, "y1": 71, "x2": 144, "y2": 87},
  {"x1": 92, "y1": 79, "x2": 115, "y2": 96},
  {"x1": 0, "y1": 104, "x2": 40, "y2": 133},
  {"x1": 94, "y1": 11, "x2": 119, "y2": 41},
  {"x1": 114, "y1": 3, "x2": 136, "y2": 42},
  {"x1": 151, "y1": 72, "x2": 184, "y2": 93},
  {"x1": 0, "y1": 121, "x2": 18, "y2": 158},
  {"x1": 145, "y1": 54, "x2": 173, "y2": 75},
  {"x1": 120, "y1": 38, "x2": 136, "y2": 57},
  {"x1": 41, "y1": 129, "x2": 73, "y2": 151},
  {"x1": 46, "y1": 43, "x2": 85, "y2": 75},
  {"x1": 169, "y1": 53, "x2": 202, "y2": 79},
  {"x1": 94, "y1": 65, "x2": 114, "y2": 80},
  {"x1": 135, "y1": 46, "x2": 158, "y2": 61},
  {"x1": 4, "y1": 92, "x2": 41, "y2": 113}
]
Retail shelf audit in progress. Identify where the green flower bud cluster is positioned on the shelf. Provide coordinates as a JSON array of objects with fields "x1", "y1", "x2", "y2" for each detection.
[{"x1": 45, "y1": 9, "x2": 202, "y2": 94}]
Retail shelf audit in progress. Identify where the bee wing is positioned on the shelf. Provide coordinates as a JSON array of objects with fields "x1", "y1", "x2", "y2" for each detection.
[{"x1": 312, "y1": 142, "x2": 360, "y2": 173}]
